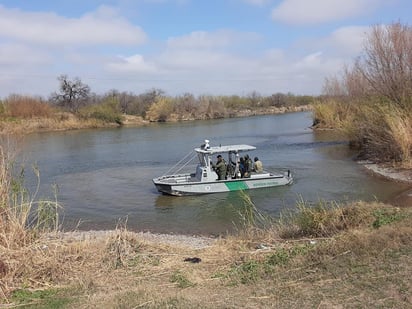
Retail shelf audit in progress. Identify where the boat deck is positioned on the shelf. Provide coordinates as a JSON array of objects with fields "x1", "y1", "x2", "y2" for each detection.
[{"x1": 155, "y1": 171, "x2": 283, "y2": 185}]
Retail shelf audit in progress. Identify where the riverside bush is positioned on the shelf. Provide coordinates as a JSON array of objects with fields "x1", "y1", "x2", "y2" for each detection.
[
  {"x1": 3, "y1": 95, "x2": 53, "y2": 119},
  {"x1": 314, "y1": 22, "x2": 412, "y2": 167},
  {"x1": 79, "y1": 100, "x2": 123, "y2": 124}
]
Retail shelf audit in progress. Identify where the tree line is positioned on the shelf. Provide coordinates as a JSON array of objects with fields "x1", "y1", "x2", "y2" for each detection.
[{"x1": 0, "y1": 76, "x2": 315, "y2": 123}]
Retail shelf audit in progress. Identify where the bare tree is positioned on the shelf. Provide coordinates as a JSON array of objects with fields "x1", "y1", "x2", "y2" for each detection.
[
  {"x1": 247, "y1": 91, "x2": 262, "y2": 107},
  {"x1": 355, "y1": 22, "x2": 412, "y2": 108},
  {"x1": 175, "y1": 93, "x2": 197, "y2": 114},
  {"x1": 50, "y1": 75, "x2": 91, "y2": 112}
]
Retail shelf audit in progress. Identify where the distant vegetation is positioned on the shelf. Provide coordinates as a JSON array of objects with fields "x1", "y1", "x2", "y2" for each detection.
[
  {"x1": 313, "y1": 22, "x2": 412, "y2": 167},
  {"x1": 0, "y1": 73, "x2": 314, "y2": 133}
]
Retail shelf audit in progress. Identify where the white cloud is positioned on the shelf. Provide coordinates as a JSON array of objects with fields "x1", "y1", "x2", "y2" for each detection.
[
  {"x1": 107, "y1": 54, "x2": 158, "y2": 74},
  {"x1": 295, "y1": 51, "x2": 323, "y2": 68},
  {"x1": 296, "y1": 25, "x2": 370, "y2": 58},
  {"x1": 271, "y1": 0, "x2": 384, "y2": 25},
  {"x1": 167, "y1": 30, "x2": 261, "y2": 50},
  {"x1": 0, "y1": 43, "x2": 51, "y2": 66},
  {"x1": 329, "y1": 26, "x2": 369, "y2": 53},
  {"x1": 107, "y1": 30, "x2": 262, "y2": 75},
  {"x1": 104, "y1": 28, "x2": 346, "y2": 96},
  {"x1": 0, "y1": 2, "x2": 368, "y2": 97},
  {"x1": 0, "y1": 5, "x2": 146, "y2": 46}
]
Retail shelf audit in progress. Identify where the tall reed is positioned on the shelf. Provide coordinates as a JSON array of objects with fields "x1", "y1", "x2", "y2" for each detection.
[{"x1": 0, "y1": 139, "x2": 60, "y2": 250}]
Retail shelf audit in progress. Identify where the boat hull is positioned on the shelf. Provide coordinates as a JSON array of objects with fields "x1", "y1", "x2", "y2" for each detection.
[{"x1": 153, "y1": 173, "x2": 293, "y2": 196}]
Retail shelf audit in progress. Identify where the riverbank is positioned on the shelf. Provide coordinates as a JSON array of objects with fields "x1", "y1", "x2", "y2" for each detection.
[
  {"x1": 361, "y1": 162, "x2": 412, "y2": 207},
  {"x1": 2, "y1": 201, "x2": 411, "y2": 308},
  {"x1": 0, "y1": 105, "x2": 311, "y2": 135}
]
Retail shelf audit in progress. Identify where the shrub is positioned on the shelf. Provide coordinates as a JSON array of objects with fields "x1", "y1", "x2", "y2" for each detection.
[
  {"x1": 79, "y1": 99, "x2": 123, "y2": 125},
  {"x1": 277, "y1": 199, "x2": 376, "y2": 239},
  {"x1": 0, "y1": 100, "x2": 5, "y2": 117},
  {"x1": 316, "y1": 22, "x2": 412, "y2": 166},
  {"x1": 3, "y1": 95, "x2": 53, "y2": 118},
  {"x1": 312, "y1": 99, "x2": 351, "y2": 129},
  {"x1": 345, "y1": 103, "x2": 412, "y2": 165},
  {"x1": 145, "y1": 97, "x2": 174, "y2": 122}
]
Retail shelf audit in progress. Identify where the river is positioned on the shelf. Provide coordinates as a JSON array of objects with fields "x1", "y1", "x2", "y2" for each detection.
[{"x1": 20, "y1": 112, "x2": 408, "y2": 235}]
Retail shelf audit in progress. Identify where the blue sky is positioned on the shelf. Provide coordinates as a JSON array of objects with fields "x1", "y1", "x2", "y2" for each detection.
[{"x1": 0, "y1": 0, "x2": 411, "y2": 98}]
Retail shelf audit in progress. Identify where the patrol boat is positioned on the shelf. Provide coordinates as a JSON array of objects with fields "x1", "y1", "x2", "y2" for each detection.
[{"x1": 153, "y1": 140, "x2": 293, "y2": 196}]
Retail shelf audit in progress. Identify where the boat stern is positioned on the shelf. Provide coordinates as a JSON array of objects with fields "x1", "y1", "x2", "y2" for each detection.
[
  {"x1": 284, "y1": 169, "x2": 293, "y2": 185},
  {"x1": 152, "y1": 175, "x2": 193, "y2": 196}
]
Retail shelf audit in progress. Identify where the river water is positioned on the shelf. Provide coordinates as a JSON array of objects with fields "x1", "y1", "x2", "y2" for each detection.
[{"x1": 20, "y1": 112, "x2": 408, "y2": 235}]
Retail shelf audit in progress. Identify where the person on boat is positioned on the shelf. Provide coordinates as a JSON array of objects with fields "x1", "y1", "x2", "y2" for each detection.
[
  {"x1": 212, "y1": 155, "x2": 227, "y2": 180},
  {"x1": 243, "y1": 154, "x2": 252, "y2": 177},
  {"x1": 239, "y1": 157, "x2": 246, "y2": 178},
  {"x1": 227, "y1": 152, "x2": 236, "y2": 178},
  {"x1": 253, "y1": 157, "x2": 263, "y2": 173}
]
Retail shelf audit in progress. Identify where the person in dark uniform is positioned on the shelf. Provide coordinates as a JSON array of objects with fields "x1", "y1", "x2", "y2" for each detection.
[
  {"x1": 213, "y1": 155, "x2": 227, "y2": 180},
  {"x1": 239, "y1": 157, "x2": 246, "y2": 177},
  {"x1": 243, "y1": 154, "x2": 252, "y2": 177}
]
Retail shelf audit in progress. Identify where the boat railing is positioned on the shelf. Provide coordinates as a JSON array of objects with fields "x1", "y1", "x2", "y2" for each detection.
[
  {"x1": 156, "y1": 173, "x2": 194, "y2": 184},
  {"x1": 162, "y1": 151, "x2": 198, "y2": 176}
]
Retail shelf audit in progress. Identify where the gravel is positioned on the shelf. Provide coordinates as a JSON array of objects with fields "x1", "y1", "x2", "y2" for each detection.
[{"x1": 49, "y1": 230, "x2": 216, "y2": 249}]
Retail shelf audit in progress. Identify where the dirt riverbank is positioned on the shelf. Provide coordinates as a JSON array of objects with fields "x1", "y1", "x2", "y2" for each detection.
[
  {"x1": 361, "y1": 162, "x2": 412, "y2": 207},
  {"x1": 0, "y1": 105, "x2": 312, "y2": 135}
]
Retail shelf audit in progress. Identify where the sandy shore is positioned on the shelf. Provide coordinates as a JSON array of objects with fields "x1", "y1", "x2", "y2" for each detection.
[
  {"x1": 361, "y1": 162, "x2": 412, "y2": 184},
  {"x1": 49, "y1": 230, "x2": 217, "y2": 249},
  {"x1": 361, "y1": 162, "x2": 412, "y2": 207}
]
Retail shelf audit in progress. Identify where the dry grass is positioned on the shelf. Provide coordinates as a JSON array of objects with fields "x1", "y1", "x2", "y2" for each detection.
[
  {"x1": 0, "y1": 112, "x2": 120, "y2": 135},
  {"x1": 384, "y1": 107, "x2": 412, "y2": 167},
  {"x1": 1, "y1": 198, "x2": 411, "y2": 308},
  {"x1": 315, "y1": 22, "x2": 412, "y2": 167},
  {"x1": 2, "y1": 95, "x2": 54, "y2": 119},
  {"x1": 312, "y1": 100, "x2": 345, "y2": 129},
  {"x1": 0, "y1": 95, "x2": 123, "y2": 135},
  {"x1": 313, "y1": 99, "x2": 412, "y2": 168},
  {"x1": 347, "y1": 103, "x2": 412, "y2": 167}
]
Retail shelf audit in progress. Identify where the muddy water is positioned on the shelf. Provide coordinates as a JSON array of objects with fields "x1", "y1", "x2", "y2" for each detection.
[{"x1": 21, "y1": 112, "x2": 409, "y2": 235}]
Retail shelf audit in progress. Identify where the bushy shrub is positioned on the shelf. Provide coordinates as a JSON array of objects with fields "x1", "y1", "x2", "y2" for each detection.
[
  {"x1": 4, "y1": 95, "x2": 53, "y2": 118},
  {"x1": 145, "y1": 97, "x2": 174, "y2": 122},
  {"x1": 0, "y1": 100, "x2": 5, "y2": 116},
  {"x1": 79, "y1": 99, "x2": 123, "y2": 124},
  {"x1": 316, "y1": 22, "x2": 412, "y2": 167}
]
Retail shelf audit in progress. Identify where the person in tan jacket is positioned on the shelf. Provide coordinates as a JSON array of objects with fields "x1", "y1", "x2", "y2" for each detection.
[{"x1": 253, "y1": 157, "x2": 263, "y2": 173}]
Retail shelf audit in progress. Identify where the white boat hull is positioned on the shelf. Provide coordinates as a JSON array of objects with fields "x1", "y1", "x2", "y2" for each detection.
[{"x1": 153, "y1": 172, "x2": 293, "y2": 196}]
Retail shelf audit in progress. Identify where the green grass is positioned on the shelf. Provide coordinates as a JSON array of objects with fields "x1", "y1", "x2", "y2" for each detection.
[
  {"x1": 372, "y1": 208, "x2": 405, "y2": 228},
  {"x1": 170, "y1": 270, "x2": 195, "y2": 288},
  {"x1": 11, "y1": 288, "x2": 73, "y2": 308}
]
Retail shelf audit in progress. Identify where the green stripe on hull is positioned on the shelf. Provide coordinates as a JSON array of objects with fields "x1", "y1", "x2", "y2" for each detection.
[{"x1": 225, "y1": 181, "x2": 249, "y2": 191}]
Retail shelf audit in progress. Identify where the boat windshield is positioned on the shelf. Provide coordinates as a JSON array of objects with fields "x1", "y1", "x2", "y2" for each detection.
[{"x1": 197, "y1": 152, "x2": 209, "y2": 166}]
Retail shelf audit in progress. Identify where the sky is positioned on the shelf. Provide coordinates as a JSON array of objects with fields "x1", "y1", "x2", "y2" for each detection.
[{"x1": 0, "y1": 0, "x2": 411, "y2": 98}]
